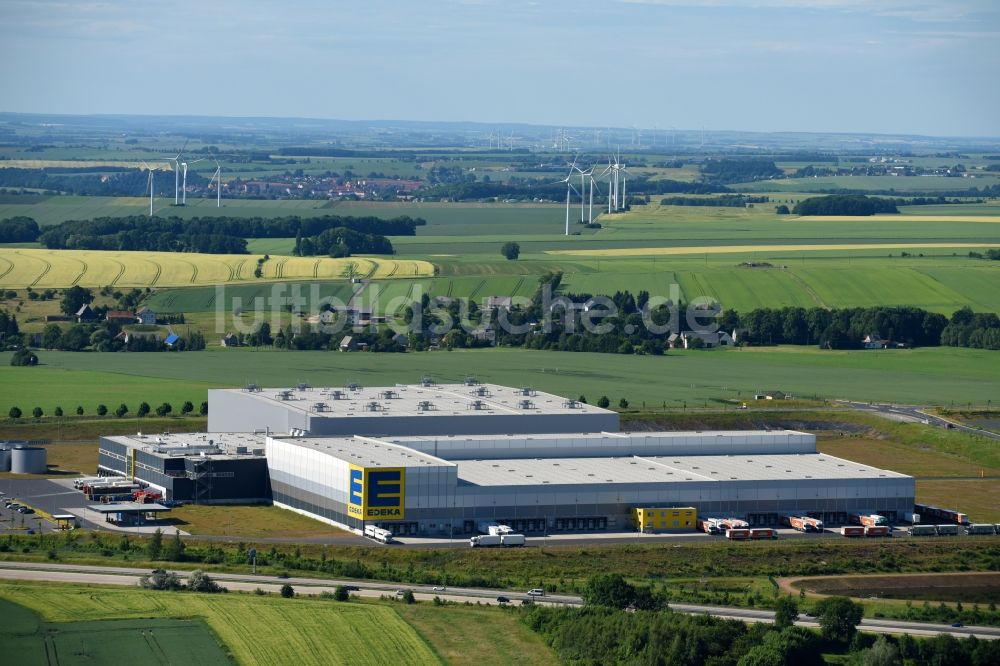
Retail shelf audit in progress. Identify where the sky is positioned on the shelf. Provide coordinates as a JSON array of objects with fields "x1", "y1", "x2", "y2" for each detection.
[{"x1": 0, "y1": 0, "x2": 997, "y2": 137}]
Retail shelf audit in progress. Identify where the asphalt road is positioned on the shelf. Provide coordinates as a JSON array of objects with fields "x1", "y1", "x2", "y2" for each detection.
[
  {"x1": 0, "y1": 561, "x2": 997, "y2": 640},
  {"x1": 837, "y1": 400, "x2": 1000, "y2": 442}
]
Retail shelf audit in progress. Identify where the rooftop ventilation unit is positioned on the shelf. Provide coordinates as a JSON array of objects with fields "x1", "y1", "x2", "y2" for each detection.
[
  {"x1": 464, "y1": 376, "x2": 480, "y2": 386},
  {"x1": 563, "y1": 399, "x2": 580, "y2": 409},
  {"x1": 346, "y1": 382, "x2": 362, "y2": 391},
  {"x1": 381, "y1": 390, "x2": 398, "y2": 400},
  {"x1": 518, "y1": 387, "x2": 536, "y2": 397},
  {"x1": 296, "y1": 382, "x2": 310, "y2": 391},
  {"x1": 420, "y1": 376, "x2": 435, "y2": 387},
  {"x1": 416, "y1": 400, "x2": 434, "y2": 412},
  {"x1": 313, "y1": 402, "x2": 330, "y2": 412},
  {"x1": 245, "y1": 383, "x2": 261, "y2": 392},
  {"x1": 518, "y1": 399, "x2": 536, "y2": 410},
  {"x1": 468, "y1": 400, "x2": 486, "y2": 410},
  {"x1": 330, "y1": 390, "x2": 346, "y2": 400},
  {"x1": 365, "y1": 401, "x2": 383, "y2": 412},
  {"x1": 276, "y1": 390, "x2": 293, "y2": 401},
  {"x1": 473, "y1": 385, "x2": 491, "y2": 397}
]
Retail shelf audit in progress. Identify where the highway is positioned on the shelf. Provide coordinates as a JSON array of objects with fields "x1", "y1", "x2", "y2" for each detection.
[
  {"x1": 1, "y1": 561, "x2": 997, "y2": 640},
  {"x1": 837, "y1": 400, "x2": 1000, "y2": 441}
]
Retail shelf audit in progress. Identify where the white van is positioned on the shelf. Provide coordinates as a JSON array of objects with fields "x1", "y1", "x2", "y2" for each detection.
[{"x1": 527, "y1": 588, "x2": 545, "y2": 597}]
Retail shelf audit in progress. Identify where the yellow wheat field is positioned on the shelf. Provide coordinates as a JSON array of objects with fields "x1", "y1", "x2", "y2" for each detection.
[
  {"x1": 0, "y1": 248, "x2": 433, "y2": 288},
  {"x1": 547, "y1": 242, "x2": 999, "y2": 258}
]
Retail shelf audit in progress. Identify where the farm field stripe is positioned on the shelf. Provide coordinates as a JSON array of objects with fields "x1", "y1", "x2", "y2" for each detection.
[
  {"x1": 28, "y1": 254, "x2": 52, "y2": 287},
  {"x1": 233, "y1": 259, "x2": 247, "y2": 281},
  {"x1": 0, "y1": 255, "x2": 13, "y2": 281},
  {"x1": 148, "y1": 259, "x2": 162, "y2": 286},
  {"x1": 548, "y1": 243, "x2": 1000, "y2": 257},
  {"x1": 109, "y1": 259, "x2": 126, "y2": 286},
  {"x1": 312, "y1": 259, "x2": 321, "y2": 278}
]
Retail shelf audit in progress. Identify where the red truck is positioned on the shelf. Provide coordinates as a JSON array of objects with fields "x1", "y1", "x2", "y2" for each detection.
[
  {"x1": 864, "y1": 526, "x2": 890, "y2": 537},
  {"x1": 840, "y1": 526, "x2": 866, "y2": 537},
  {"x1": 849, "y1": 513, "x2": 888, "y2": 528},
  {"x1": 749, "y1": 528, "x2": 774, "y2": 540},
  {"x1": 725, "y1": 528, "x2": 750, "y2": 540}
]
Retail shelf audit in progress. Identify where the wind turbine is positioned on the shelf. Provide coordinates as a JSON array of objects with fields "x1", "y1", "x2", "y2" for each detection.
[
  {"x1": 556, "y1": 160, "x2": 580, "y2": 237},
  {"x1": 573, "y1": 163, "x2": 594, "y2": 224},
  {"x1": 210, "y1": 157, "x2": 223, "y2": 208},
  {"x1": 140, "y1": 161, "x2": 156, "y2": 216},
  {"x1": 164, "y1": 139, "x2": 188, "y2": 205},
  {"x1": 180, "y1": 158, "x2": 205, "y2": 206}
]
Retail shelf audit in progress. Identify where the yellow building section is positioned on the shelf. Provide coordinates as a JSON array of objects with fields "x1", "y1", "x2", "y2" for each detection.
[{"x1": 633, "y1": 507, "x2": 696, "y2": 532}]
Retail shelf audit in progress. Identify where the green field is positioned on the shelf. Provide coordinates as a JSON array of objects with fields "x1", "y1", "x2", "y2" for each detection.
[
  {"x1": 0, "y1": 583, "x2": 439, "y2": 666},
  {"x1": 734, "y1": 174, "x2": 1000, "y2": 192},
  {"x1": 0, "y1": 597, "x2": 234, "y2": 666},
  {"x1": 2, "y1": 346, "x2": 997, "y2": 414}
]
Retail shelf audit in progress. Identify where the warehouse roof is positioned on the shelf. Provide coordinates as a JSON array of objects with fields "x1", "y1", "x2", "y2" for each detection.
[
  {"x1": 390, "y1": 430, "x2": 815, "y2": 460},
  {"x1": 455, "y1": 453, "x2": 910, "y2": 487},
  {"x1": 213, "y1": 382, "x2": 612, "y2": 418},
  {"x1": 103, "y1": 432, "x2": 267, "y2": 458},
  {"x1": 272, "y1": 435, "x2": 454, "y2": 469}
]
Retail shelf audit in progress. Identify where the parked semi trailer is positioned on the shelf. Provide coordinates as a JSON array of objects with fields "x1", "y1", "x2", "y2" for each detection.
[
  {"x1": 364, "y1": 525, "x2": 394, "y2": 543},
  {"x1": 698, "y1": 519, "x2": 721, "y2": 535},
  {"x1": 840, "y1": 526, "x2": 866, "y2": 537},
  {"x1": 849, "y1": 513, "x2": 888, "y2": 528},
  {"x1": 864, "y1": 526, "x2": 890, "y2": 537},
  {"x1": 719, "y1": 518, "x2": 749, "y2": 530},
  {"x1": 725, "y1": 528, "x2": 750, "y2": 540},
  {"x1": 936, "y1": 524, "x2": 960, "y2": 536},
  {"x1": 900, "y1": 512, "x2": 921, "y2": 524},
  {"x1": 749, "y1": 528, "x2": 775, "y2": 540},
  {"x1": 782, "y1": 515, "x2": 822, "y2": 532},
  {"x1": 966, "y1": 524, "x2": 996, "y2": 535},
  {"x1": 470, "y1": 534, "x2": 502, "y2": 547},
  {"x1": 914, "y1": 503, "x2": 969, "y2": 526},
  {"x1": 500, "y1": 533, "x2": 526, "y2": 547},
  {"x1": 909, "y1": 525, "x2": 937, "y2": 536}
]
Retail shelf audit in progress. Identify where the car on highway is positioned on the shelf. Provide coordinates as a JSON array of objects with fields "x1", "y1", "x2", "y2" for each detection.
[
  {"x1": 496, "y1": 596, "x2": 510, "y2": 604},
  {"x1": 951, "y1": 622, "x2": 965, "y2": 628},
  {"x1": 432, "y1": 586, "x2": 446, "y2": 592},
  {"x1": 344, "y1": 585, "x2": 360, "y2": 591},
  {"x1": 527, "y1": 588, "x2": 545, "y2": 596},
  {"x1": 395, "y1": 589, "x2": 410, "y2": 596}
]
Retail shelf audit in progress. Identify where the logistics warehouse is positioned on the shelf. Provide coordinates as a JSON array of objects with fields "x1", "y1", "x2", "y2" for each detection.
[{"x1": 97, "y1": 381, "x2": 915, "y2": 536}]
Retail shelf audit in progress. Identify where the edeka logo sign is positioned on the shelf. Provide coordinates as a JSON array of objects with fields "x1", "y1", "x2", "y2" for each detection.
[
  {"x1": 347, "y1": 465, "x2": 365, "y2": 518},
  {"x1": 347, "y1": 464, "x2": 405, "y2": 520}
]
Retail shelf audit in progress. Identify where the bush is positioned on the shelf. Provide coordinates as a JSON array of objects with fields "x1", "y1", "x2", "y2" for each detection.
[
  {"x1": 115, "y1": 403, "x2": 129, "y2": 418},
  {"x1": 187, "y1": 570, "x2": 226, "y2": 593},
  {"x1": 155, "y1": 402, "x2": 172, "y2": 417},
  {"x1": 32, "y1": 407, "x2": 42, "y2": 418},
  {"x1": 500, "y1": 241, "x2": 520, "y2": 260},
  {"x1": 139, "y1": 568, "x2": 182, "y2": 591},
  {"x1": 54, "y1": 406, "x2": 63, "y2": 417},
  {"x1": 8, "y1": 406, "x2": 21, "y2": 419},
  {"x1": 280, "y1": 584, "x2": 295, "y2": 598},
  {"x1": 9, "y1": 348, "x2": 38, "y2": 366},
  {"x1": 402, "y1": 589, "x2": 416, "y2": 604},
  {"x1": 597, "y1": 396, "x2": 610, "y2": 409},
  {"x1": 75, "y1": 406, "x2": 84, "y2": 415},
  {"x1": 97, "y1": 404, "x2": 108, "y2": 416},
  {"x1": 333, "y1": 585, "x2": 350, "y2": 601}
]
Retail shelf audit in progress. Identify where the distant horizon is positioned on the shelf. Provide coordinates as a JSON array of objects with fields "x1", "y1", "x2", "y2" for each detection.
[
  {"x1": 1, "y1": 1, "x2": 996, "y2": 138},
  {"x1": 1, "y1": 110, "x2": 998, "y2": 143}
]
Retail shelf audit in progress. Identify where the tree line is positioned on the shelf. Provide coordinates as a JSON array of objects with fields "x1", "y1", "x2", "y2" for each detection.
[
  {"x1": 32, "y1": 214, "x2": 420, "y2": 255},
  {"x1": 0, "y1": 216, "x2": 40, "y2": 242},
  {"x1": 0, "y1": 167, "x2": 208, "y2": 197},
  {"x1": 700, "y1": 158, "x2": 784, "y2": 184},
  {"x1": 660, "y1": 195, "x2": 770, "y2": 207},
  {"x1": 792, "y1": 195, "x2": 899, "y2": 216},
  {"x1": 416, "y1": 177, "x2": 730, "y2": 202}
]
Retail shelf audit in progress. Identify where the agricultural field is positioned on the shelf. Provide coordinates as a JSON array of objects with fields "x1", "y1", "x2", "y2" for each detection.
[
  {"x1": 733, "y1": 174, "x2": 1000, "y2": 192},
  {"x1": 0, "y1": 248, "x2": 432, "y2": 288},
  {"x1": 2, "y1": 346, "x2": 998, "y2": 414},
  {"x1": 167, "y1": 504, "x2": 347, "y2": 539},
  {"x1": 0, "y1": 597, "x2": 234, "y2": 666},
  {"x1": 790, "y1": 573, "x2": 1000, "y2": 604},
  {"x1": 0, "y1": 583, "x2": 441, "y2": 666}
]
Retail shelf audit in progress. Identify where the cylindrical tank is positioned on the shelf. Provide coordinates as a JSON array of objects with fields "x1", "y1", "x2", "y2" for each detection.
[
  {"x1": 0, "y1": 446, "x2": 10, "y2": 472},
  {"x1": 11, "y1": 446, "x2": 47, "y2": 474}
]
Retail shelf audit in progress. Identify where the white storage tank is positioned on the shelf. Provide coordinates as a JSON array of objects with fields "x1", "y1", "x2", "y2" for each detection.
[
  {"x1": 11, "y1": 446, "x2": 47, "y2": 474},
  {"x1": 0, "y1": 446, "x2": 10, "y2": 472}
]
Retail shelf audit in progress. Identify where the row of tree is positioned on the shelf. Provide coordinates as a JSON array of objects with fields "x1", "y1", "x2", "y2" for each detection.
[
  {"x1": 660, "y1": 195, "x2": 770, "y2": 207},
  {"x1": 792, "y1": 194, "x2": 899, "y2": 216},
  {"x1": 8, "y1": 401, "x2": 206, "y2": 419},
  {"x1": 293, "y1": 227, "x2": 394, "y2": 257},
  {"x1": 34, "y1": 214, "x2": 419, "y2": 254},
  {"x1": 36, "y1": 322, "x2": 206, "y2": 352},
  {"x1": 0, "y1": 216, "x2": 40, "y2": 242}
]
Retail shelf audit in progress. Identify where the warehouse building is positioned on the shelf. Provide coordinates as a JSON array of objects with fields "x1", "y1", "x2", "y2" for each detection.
[
  {"x1": 98, "y1": 432, "x2": 270, "y2": 502},
  {"x1": 207, "y1": 380, "x2": 618, "y2": 436},
  {"x1": 95, "y1": 383, "x2": 914, "y2": 535},
  {"x1": 266, "y1": 430, "x2": 914, "y2": 536}
]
